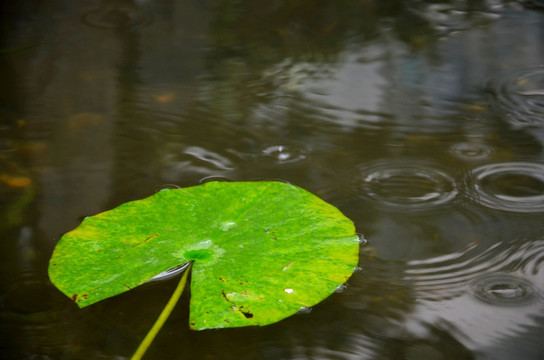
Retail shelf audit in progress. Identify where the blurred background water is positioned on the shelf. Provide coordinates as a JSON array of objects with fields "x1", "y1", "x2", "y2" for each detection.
[{"x1": 1, "y1": 0, "x2": 544, "y2": 359}]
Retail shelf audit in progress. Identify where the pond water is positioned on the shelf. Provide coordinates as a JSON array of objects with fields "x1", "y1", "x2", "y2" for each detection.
[{"x1": 1, "y1": 0, "x2": 544, "y2": 359}]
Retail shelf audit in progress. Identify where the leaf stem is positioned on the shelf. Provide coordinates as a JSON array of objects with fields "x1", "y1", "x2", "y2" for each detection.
[{"x1": 130, "y1": 263, "x2": 192, "y2": 360}]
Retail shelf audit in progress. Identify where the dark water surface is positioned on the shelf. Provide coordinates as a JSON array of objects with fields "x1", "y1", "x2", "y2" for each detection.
[{"x1": 2, "y1": 1, "x2": 544, "y2": 359}]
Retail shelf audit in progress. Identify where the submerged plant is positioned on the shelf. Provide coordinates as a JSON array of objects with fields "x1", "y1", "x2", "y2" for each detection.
[{"x1": 48, "y1": 181, "x2": 360, "y2": 359}]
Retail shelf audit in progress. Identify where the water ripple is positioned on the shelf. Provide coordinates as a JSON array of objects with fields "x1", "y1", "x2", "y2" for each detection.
[
  {"x1": 260, "y1": 145, "x2": 307, "y2": 164},
  {"x1": 229, "y1": 143, "x2": 310, "y2": 167},
  {"x1": 487, "y1": 66, "x2": 544, "y2": 128},
  {"x1": 183, "y1": 146, "x2": 235, "y2": 171},
  {"x1": 405, "y1": 238, "x2": 544, "y2": 304},
  {"x1": 403, "y1": 237, "x2": 544, "y2": 351},
  {"x1": 469, "y1": 273, "x2": 538, "y2": 306},
  {"x1": 358, "y1": 160, "x2": 457, "y2": 211},
  {"x1": 463, "y1": 162, "x2": 544, "y2": 212},
  {"x1": 449, "y1": 142, "x2": 492, "y2": 162}
]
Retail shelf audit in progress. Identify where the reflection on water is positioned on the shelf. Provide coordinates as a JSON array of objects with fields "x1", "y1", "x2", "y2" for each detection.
[{"x1": 2, "y1": 0, "x2": 544, "y2": 359}]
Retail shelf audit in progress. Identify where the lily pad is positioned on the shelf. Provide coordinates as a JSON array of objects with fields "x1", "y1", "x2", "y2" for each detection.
[{"x1": 48, "y1": 181, "x2": 359, "y2": 330}]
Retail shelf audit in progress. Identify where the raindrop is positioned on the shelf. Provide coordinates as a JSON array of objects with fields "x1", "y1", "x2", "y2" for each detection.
[
  {"x1": 464, "y1": 162, "x2": 544, "y2": 212},
  {"x1": 450, "y1": 142, "x2": 491, "y2": 161},
  {"x1": 335, "y1": 284, "x2": 348, "y2": 293},
  {"x1": 487, "y1": 66, "x2": 544, "y2": 128},
  {"x1": 261, "y1": 145, "x2": 307, "y2": 164},
  {"x1": 469, "y1": 273, "x2": 538, "y2": 306},
  {"x1": 359, "y1": 161, "x2": 457, "y2": 210},
  {"x1": 81, "y1": 7, "x2": 147, "y2": 29},
  {"x1": 356, "y1": 233, "x2": 368, "y2": 246},
  {"x1": 353, "y1": 266, "x2": 364, "y2": 273}
]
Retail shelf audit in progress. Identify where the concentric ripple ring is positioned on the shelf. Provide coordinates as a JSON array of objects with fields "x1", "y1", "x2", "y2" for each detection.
[
  {"x1": 359, "y1": 161, "x2": 457, "y2": 210},
  {"x1": 469, "y1": 273, "x2": 538, "y2": 306},
  {"x1": 464, "y1": 162, "x2": 544, "y2": 212},
  {"x1": 487, "y1": 66, "x2": 544, "y2": 128}
]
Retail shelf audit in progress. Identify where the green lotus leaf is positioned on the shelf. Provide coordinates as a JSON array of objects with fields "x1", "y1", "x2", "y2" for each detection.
[{"x1": 48, "y1": 181, "x2": 359, "y2": 330}]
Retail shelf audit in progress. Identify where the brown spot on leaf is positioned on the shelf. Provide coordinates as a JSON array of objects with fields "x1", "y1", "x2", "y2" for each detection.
[
  {"x1": 282, "y1": 262, "x2": 293, "y2": 271},
  {"x1": 133, "y1": 234, "x2": 158, "y2": 248}
]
